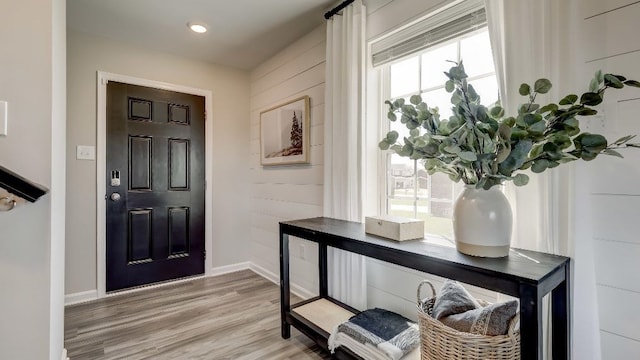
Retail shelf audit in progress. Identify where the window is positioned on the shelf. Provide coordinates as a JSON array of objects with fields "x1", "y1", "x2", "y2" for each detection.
[{"x1": 380, "y1": 29, "x2": 498, "y2": 238}]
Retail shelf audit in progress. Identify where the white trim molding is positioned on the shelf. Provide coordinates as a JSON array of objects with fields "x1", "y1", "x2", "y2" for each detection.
[
  {"x1": 65, "y1": 262, "x2": 317, "y2": 306},
  {"x1": 61, "y1": 348, "x2": 69, "y2": 360},
  {"x1": 210, "y1": 262, "x2": 251, "y2": 277},
  {"x1": 96, "y1": 71, "x2": 214, "y2": 299},
  {"x1": 64, "y1": 290, "x2": 99, "y2": 306}
]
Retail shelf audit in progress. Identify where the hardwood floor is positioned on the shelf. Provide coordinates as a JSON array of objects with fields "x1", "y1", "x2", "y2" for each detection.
[{"x1": 65, "y1": 270, "x2": 331, "y2": 359}]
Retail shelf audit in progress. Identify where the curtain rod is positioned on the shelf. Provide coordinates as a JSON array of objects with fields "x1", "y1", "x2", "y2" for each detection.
[{"x1": 324, "y1": 0, "x2": 355, "y2": 19}]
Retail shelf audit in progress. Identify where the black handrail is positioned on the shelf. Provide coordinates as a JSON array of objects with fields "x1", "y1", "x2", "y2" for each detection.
[{"x1": 0, "y1": 165, "x2": 48, "y2": 203}]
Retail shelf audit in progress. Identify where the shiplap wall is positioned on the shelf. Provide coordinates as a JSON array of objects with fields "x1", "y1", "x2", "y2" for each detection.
[
  {"x1": 249, "y1": 25, "x2": 326, "y2": 296},
  {"x1": 247, "y1": 0, "x2": 499, "y2": 320},
  {"x1": 581, "y1": 1, "x2": 640, "y2": 358}
]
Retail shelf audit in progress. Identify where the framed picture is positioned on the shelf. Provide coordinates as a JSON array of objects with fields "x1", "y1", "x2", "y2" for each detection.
[{"x1": 260, "y1": 96, "x2": 310, "y2": 166}]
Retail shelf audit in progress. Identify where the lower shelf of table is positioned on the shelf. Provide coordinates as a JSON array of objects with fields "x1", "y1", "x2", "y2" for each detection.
[{"x1": 288, "y1": 297, "x2": 420, "y2": 360}]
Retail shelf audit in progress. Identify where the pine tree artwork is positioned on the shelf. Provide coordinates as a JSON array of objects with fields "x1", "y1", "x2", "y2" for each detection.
[
  {"x1": 290, "y1": 111, "x2": 303, "y2": 149},
  {"x1": 260, "y1": 96, "x2": 309, "y2": 165}
]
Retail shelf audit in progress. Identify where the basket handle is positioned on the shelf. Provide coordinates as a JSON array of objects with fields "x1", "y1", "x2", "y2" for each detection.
[{"x1": 416, "y1": 280, "x2": 436, "y2": 305}]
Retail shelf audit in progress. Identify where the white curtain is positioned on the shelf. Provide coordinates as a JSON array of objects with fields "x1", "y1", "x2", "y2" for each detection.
[
  {"x1": 485, "y1": 0, "x2": 601, "y2": 358},
  {"x1": 324, "y1": 0, "x2": 367, "y2": 310}
]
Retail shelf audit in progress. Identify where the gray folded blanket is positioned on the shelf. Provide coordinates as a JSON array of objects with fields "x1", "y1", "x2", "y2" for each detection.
[
  {"x1": 432, "y1": 280, "x2": 519, "y2": 336},
  {"x1": 328, "y1": 308, "x2": 420, "y2": 360}
]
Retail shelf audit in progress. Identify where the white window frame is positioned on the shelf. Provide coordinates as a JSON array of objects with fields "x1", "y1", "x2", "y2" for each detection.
[{"x1": 377, "y1": 28, "x2": 496, "y2": 230}]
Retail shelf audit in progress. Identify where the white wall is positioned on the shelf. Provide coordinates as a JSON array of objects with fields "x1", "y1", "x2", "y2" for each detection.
[
  {"x1": 0, "y1": 0, "x2": 66, "y2": 359},
  {"x1": 65, "y1": 30, "x2": 251, "y2": 295},
  {"x1": 579, "y1": 1, "x2": 640, "y2": 358},
  {"x1": 249, "y1": 25, "x2": 326, "y2": 296}
]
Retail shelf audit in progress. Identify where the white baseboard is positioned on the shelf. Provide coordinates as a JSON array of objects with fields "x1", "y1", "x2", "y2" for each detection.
[
  {"x1": 249, "y1": 262, "x2": 315, "y2": 300},
  {"x1": 210, "y1": 262, "x2": 251, "y2": 276},
  {"x1": 64, "y1": 261, "x2": 313, "y2": 306},
  {"x1": 61, "y1": 347, "x2": 69, "y2": 360},
  {"x1": 64, "y1": 290, "x2": 98, "y2": 306}
]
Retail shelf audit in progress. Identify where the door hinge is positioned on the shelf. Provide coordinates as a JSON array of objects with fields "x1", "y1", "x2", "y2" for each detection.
[{"x1": 203, "y1": 250, "x2": 206, "y2": 260}]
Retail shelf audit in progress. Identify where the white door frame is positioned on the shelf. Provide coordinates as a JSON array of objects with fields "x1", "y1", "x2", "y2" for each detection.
[{"x1": 96, "y1": 71, "x2": 214, "y2": 298}]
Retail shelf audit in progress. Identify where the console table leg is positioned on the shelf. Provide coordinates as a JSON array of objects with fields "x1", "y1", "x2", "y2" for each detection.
[
  {"x1": 319, "y1": 244, "x2": 328, "y2": 298},
  {"x1": 280, "y1": 231, "x2": 291, "y2": 339},
  {"x1": 552, "y1": 264, "x2": 570, "y2": 360},
  {"x1": 520, "y1": 284, "x2": 543, "y2": 360}
]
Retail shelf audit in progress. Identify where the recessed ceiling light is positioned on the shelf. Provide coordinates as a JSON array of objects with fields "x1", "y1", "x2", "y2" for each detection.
[{"x1": 188, "y1": 22, "x2": 207, "y2": 34}]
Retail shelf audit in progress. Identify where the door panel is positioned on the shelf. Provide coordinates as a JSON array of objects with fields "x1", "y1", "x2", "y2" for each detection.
[{"x1": 106, "y1": 81, "x2": 205, "y2": 292}]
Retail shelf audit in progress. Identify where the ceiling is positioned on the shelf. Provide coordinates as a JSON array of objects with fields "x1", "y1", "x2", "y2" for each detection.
[{"x1": 67, "y1": 0, "x2": 338, "y2": 70}]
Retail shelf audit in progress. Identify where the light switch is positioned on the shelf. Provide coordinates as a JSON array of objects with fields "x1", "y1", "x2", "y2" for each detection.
[
  {"x1": 76, "y1": 145, "x2": 96, "y2": 160},
  {"x1": 0, "y1": 101, "x2": 7, "y2": 136}
]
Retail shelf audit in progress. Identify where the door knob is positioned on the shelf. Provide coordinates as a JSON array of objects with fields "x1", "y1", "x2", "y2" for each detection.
[{"x1": 110, "y1": 193, "x2": 121, "y2": 201}]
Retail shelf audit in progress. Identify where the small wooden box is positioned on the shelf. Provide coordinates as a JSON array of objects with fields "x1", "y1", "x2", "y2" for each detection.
[{"x1": 365, "y1": 215, "x2": 424, "y2": 241}]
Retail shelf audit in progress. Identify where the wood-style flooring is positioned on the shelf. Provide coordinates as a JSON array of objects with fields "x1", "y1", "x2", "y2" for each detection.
[{"x1": 65, "y1": 270, "x2": 331, "y2": 360}]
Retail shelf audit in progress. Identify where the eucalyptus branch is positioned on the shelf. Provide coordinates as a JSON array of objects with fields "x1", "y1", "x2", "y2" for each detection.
[{"x1": 378, "y1": 61, "x2": 640, "y2": 189}]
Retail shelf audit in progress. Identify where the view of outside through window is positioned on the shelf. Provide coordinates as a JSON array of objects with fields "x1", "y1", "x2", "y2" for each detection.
[{"x1": 385, "y1": 29, "x2": 498, "y2": 239}]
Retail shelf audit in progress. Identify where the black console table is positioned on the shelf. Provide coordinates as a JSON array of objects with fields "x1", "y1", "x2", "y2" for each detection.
[{"x1": 280, "y1": 217, "x2": 571, "y2": 360}]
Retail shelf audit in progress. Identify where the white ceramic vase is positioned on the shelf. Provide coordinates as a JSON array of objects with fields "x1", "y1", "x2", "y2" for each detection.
[{"x1": 452, "y1": 185, "x2": 512, "y2": 257}]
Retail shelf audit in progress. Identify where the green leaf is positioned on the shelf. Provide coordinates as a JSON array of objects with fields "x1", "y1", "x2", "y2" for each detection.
[
  {"x1": 498, "y1": 123, "x2": 511, "y2": 141},
  {"x1": 578, "y1": 108, "x2": 598, "y2": 116},
  {"x1": 496, "y1": 146, "x2": 511, "y2": 163},
  {"x1": 498, "y1": 139, "x2": 533, "y2": 175},
  {"x1": 581, "y1": 151, "x2": 598, "y2": 161},
  {"x1": 503, "y1": 117, "x2": 516, "y2": 127},
  {"x1": 451, "y1": 92, "x2": 463, "y2": 105},
  {"x1": 458, "y1": 151, "x2": 478, "y2": 162},
  {"x1": 580, "y1": 92, "x2": 603, "y2": 106},
  {"x1": 511, "y1": 128, "x2": 528, "y2": 139},
  {"x1": 409, "y1": 128, "x2": 420, "y2": 137},
  {"x1": 602, "y1": 149, "x2": 624, "y2": 158},
  {"x1": 595, "y1": 70, "x2": 604, "y2": 83},
  {"x1": 573, "y1": 133, "x2": 607, "y2": 153},
  {"x1": 519, "y1": 83, "x2": 531, "y2": 96},
  {"x1": 589, "y1": 77, "x2": 599, "y2": 93},
  {"x1": 447, "y1": 63, "x2": 468, "y2": 80},
  {"x1": 386, "y1": 131, "x2": 399, "y2": 143},
  {"x1": 528, "y1": 120, "x2": 547, "y2": 134},
  {"x1": 387, "y1": 112, "x2": 397, "y2": 121},
  {"x1": 580, "y1": 133, "x2": 608, "y2": 151},
  {"x1": 539, "y1": 103, "x2": 559, "y2": 114},
  {"x1": 604, "y1": 74, "x2": 624, "y2": 89},
  {"x1": 513, "y1": 173, "x2": 529, "y2": 186},
  {"x1": 378, "y1": 140, "x2": 390, "y2": 150},
  {"x1": 534, "y1": 79, "x2": 552, "y2": 94},
  {"x1": 416, "y1": 102, "x2": 429, "y2": 111},
  {"x1": 624, "y1": 80, "x2": 640, "y2": 88},
  {"x1": 531, "y1": 159, "x2": 550, "y2": 173},
  {"x1": 613, "y1": 134, "x2": 636, "y2": 145},
  {"x1": 523, "y1": 113, "x2": 542, "y2": 125},
  {"x1": 559, "y1": 94, "x2": 578, "y2": 105},
  {"x1": 445, "y1": 80, "x2": 455, "y2": 93},
  {"x1": 444, "y1": 145, "x2": 461, "y2": 154},
  {"x1": 410, "y1": 94, "x2": 422, "y2": 105},
  {"x1": 393, "y1": 98, "x2": 405, "y2": 107},
  {"x1": 530, "y1": 144, "x2": 544, "y2": 158},
  {"x1": 489, "y1": 106, "x2": 505, "y2": 118}
]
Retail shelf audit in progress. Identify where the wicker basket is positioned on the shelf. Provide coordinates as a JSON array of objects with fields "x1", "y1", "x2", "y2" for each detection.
[{"x1": 416, "y1": 280, "x2": 520, "y2": 360}]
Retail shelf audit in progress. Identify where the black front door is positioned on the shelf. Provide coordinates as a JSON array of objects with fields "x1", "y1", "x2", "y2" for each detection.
[{"x1": 106, "y1": 81, "x2": 205, "y2": 292}]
